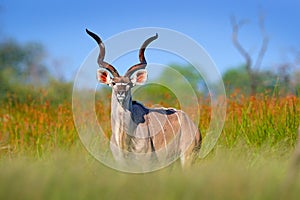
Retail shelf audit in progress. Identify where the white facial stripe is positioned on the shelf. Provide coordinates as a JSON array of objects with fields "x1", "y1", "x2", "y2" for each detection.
[{"x1": 115, "y1": 83, "x2": 128, "y2": 86}]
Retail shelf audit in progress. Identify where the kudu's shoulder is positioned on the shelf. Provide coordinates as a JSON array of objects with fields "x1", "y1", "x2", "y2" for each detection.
[
  {"x1": 132, "y1": 101, "x2": 149, "y2": 114},
  {"x1": 132, "y1": 100, "x2": 179, "y2": 115},
  {"x1": 131, "y1": 100, "x2": 193, "y2": 123}
]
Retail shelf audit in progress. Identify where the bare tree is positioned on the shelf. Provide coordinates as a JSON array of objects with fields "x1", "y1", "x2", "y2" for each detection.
[{"x1": 230, "y1": 14, "x2": 269, "y2": 95}]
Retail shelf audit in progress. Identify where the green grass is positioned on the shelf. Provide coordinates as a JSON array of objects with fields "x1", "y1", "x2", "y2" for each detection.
[
  {"x1": 0, "y1": 93, "x2": 300, "y2": 199},
  {"x1": 0, "y1": 146, "x2": 299, "y2": 200}
]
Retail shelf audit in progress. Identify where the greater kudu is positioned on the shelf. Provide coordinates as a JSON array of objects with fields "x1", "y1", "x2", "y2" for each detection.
[{"x1": 86, "y1": 29, "x2": 201, "y2": 169}]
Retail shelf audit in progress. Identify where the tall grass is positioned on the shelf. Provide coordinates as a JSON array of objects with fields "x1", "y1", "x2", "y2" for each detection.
[
  {"x1": 223, "y1": 93, "x2": 299, "y2": 148},
  {"x1": 0, "y1": 93, "x2": 299, "y2": 199},
  {"x1": 0, "y1": 95, "x2": 76, "y2": 158}
]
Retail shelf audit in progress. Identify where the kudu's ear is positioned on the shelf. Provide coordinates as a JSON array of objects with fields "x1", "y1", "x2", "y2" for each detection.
[
  {"x1": 130, "y1": 69, "x2": 148, "y2": 86},
  {"x1": 97, "y1": 69, "x2": 112, "y2": 85}
]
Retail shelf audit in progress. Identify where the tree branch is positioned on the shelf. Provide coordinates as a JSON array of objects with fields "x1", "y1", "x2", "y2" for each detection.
[
  {"x1": 253, "y1": 13, "x2": 269, "y2": 71},
  {"x1": 230, "y1": 15, "x2": 252, "y2": 71}
]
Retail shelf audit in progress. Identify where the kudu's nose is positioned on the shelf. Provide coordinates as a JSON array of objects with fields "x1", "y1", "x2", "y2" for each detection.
[{"x1": 117, "y1": 91, "x2": 126, "y2": 99}]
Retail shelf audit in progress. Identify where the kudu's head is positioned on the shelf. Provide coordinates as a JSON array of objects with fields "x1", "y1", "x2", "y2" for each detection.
[{"x1": 86, "y1": 29, "x2": 158, "y2": 106}]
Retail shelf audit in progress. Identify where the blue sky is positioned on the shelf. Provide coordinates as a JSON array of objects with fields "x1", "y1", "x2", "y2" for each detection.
[{"x1": 1, "y1": 0, "x2": 299, "y2": 80}]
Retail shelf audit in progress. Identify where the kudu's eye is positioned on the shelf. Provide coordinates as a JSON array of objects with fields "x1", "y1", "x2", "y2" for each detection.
[{"x1": 111, "y1": 82, "x2": 116, "y2": 86}]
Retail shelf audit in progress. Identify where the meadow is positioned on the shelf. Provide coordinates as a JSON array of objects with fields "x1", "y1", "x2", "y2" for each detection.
[{"x1": 0, "y1": 92, "x2": 300, "y2": 200}]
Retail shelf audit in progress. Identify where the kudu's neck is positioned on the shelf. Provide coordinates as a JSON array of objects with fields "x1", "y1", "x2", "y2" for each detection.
[{"x1": 110, "y1": 91, "x2": 135, "y2": 147}]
